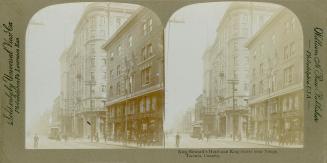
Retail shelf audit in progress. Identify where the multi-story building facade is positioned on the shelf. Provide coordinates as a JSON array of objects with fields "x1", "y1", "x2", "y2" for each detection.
[
  {"x1": 246, "y1": 8, "x2": 303, "y2": 144},
  {"x1": 59, "y1": 2, "x2": 138, "y2": 140},
  {"x1": 202, "y1": 2, "x2": 279, "y2": 139},
  {"x1": 103, "y1": 7, "x2": 164, "y2": 145}
]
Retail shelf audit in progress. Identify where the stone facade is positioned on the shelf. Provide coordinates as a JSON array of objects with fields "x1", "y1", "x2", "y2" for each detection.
[
  {"x1": 103, "y1": 7, "x2": 164, "y2": 145},
  {"x1": 59, "y1": 2, "x2": 137, "y2": 140},
  {"x1": 246, "y1": 8, "x2": 304, "y2": 145},
  {"x1": 202, "y1": 2, "x2": 279, "y2": 139}
]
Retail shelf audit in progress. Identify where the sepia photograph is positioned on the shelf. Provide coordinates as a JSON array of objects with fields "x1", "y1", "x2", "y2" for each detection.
[
  {"x1": 165, "y1": 2, "x2": 303, "y2": 148},
  {"x1": 1, "y1": 0, "x2": 327, "y2": 162},
  {"x1": 26, "y1": 2, "x2": 164, "y2": 149},
  {"x1": 25, "y1": 1, "x2": 303, "y2": 149}
]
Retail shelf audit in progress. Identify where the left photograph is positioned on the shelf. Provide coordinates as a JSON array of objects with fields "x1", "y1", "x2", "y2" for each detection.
[{"x1": 26, "y1": 2, "x2": 165, "y2": 149}]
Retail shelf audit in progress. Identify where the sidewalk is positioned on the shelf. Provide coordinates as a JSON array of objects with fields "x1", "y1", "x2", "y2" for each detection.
[
  {"x1": 215, "y1": 137, "x2": 303, "y2": 148},
  {"x1": 71, "y1": 138, "x2": 164, "y2": 148},
  {"x1": 67, "y1": 135, "x2": 303, "y2": 148}
]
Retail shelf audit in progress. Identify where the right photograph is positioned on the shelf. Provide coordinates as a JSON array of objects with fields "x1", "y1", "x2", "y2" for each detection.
[{"x1": 165, "y1": 2, "x2": 303, "y2": 148}]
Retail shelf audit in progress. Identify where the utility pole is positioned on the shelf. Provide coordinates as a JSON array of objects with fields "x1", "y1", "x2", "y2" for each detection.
[
  {"x1": 228, "y1": 79, "x2": 238, "y2": 141},
  {"x1": 107, "y1": 2, "x2": 111, "y2": 38},
  {"x1": 85, "y1": 79, "x2": 96, "y2": 142}
]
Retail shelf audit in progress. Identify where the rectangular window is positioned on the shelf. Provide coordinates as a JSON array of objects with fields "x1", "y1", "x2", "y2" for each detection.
[
  {"x1": 259, "y1": 63, "x2": 263, "y2": 75},
  {"x1": 118, "y1": 45, "x2": 122, "y2": 56},
  {"x1": 110, "y1": 70, "x2": 114, "y2": 80},
  {"x1": 90, "y1": 100, "x2": 95, "y2": 110},
  {"x1": 110, "y1": 52, "x2": 114, "y2": 61},
  {"x1": 109, "y1": 85, "x2": 113, "y2": 96},
  {"x1": 128, "y1": 35, "x2": 133, "y2": 47},
  {"x1": 116, "y1": 17, "x2": 122, "y2": 26},
  {"x1": 91, "y1": 86, "x2": 95, "y2": 94},
  {"x1": 272, "y1": 34, "x2": 276, "y2": 45},
  {"x1": 259, "y1": 80, "x2": 263, "y2": 95},
  {"x1": 152, "y1": 96, "x2": 157, "y2": 111},
  {"x1": 89, "y1": 44, "x2": 95, "y2": 53},
  {"x1": 102, "y1": 58, "x2": 106, "y2": 66},
  {"x1": 284, "y1": 45, "x2": 289, "y2": 59},
  {"x1": 289, "y1": 96, "x2": 293, "y2": 110},
  {"x1": 140, "y1": 98, "x2": 144, "y2": 113},
  {"x1": 290, "y1": 42, "x2": 296, "y2": 57},
  {"x1": 141, "y1": 67, "x2": 151, "y2": 85},
  {"x1": 291, "y1": 18, "x2": 296, "y2": 32},
  {"x1": 260, "y1": 44, "x2": 265, "y2": 56},
  {"x1": 117, "y1": 65, "x2": 121, "y2": 76},
  {"x1": 147, "y1": 44, "x2": 153, "y2": 57},
  {"x1": 252, "y1": 84, "x2": 256, "y2": 96},
  {"x1": 100, "y1": 16, "x2": 105, "y2": 25},
  {"x1": 146, "y1": 96, "x2": 150, "y2": 112},
  {"x1": 116, "y1": 82, "x2": 120, "y2": 95},
  {"x1": 90, "y1": 30, "x2": 96, "y2": 39},
  {"x1": 91, "y1": 56, "x2": 96, "y2": 67},
  {"x1": 285, "y1": 22, "x2": 290, "y2": 33},
  {"x1": 143, "y1": 23, "x2": 147, "y2": 36},
  {"x1": 91, "y1": 72, "x2": 95, "y2": 81},
  {"x1": 149, "y1": 18, "x2": 153, "y2": 32},
  {"x1": 102, "y1": 72, "x2": 106, "y2": 80},
  {"x1": 101, "y1": 85, "x2": 106, "y2": 92},
  {"x1": 91, "y1": 17, "x2": 96, "y2": 26},
  {"x1": 294, "y1": 95, "x2": 299, "y2": 110},
  {"x1": 284, "y1": 66, "x2": 294, "y2": 86},
  {"x1": 142, "y1": 47, "x2": 147, "y2": 60}
]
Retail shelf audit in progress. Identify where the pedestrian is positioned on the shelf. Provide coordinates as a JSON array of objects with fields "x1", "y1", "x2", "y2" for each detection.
[
  {"x1": 95, "y1": 132, "x2": 99, "y2": 143},
  {"x1": 206, "y1": 132, "x2": 209, "y2": 142},
  {"x1": 104, "y1": 132, "x2": 107, "y2": 142},
  {"x1": 199, "y1": 132, "x2": 203, "y2": 141},
  {"x1": 64, "y1": 133, "x2": 67, "y2": 142},
  {"x1": 33, "y1": 133, "x2": 39, "y2": 149},
  {"x1": 176, "y1": 132, "x2": 180, "y2": 148},
  {"x1": 136, "y1": 133, "x2": 140, "y2": 147}
]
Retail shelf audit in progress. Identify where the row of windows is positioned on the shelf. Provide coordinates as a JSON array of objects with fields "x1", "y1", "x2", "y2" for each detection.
[
  {"x1": 283, "y1": 42, "x2": 296, "y2": 60},
  {"x1": 142, "y1": 44, "x2": 153, "y2": 61},
  {"x1": 90, "y1": 56, "x2": 107, "y2": 67},
  {"x1": 251, "y1": 65, "x2": 295, "y2": 96},
  {"x1": 108, "y1": 65, "x2": 153, "y2": 98},
  {"x1": 109, "y1": 43, "x2": 153, "y2": 80},
  {"x1": 90, "y1": 71, "x2": 106, "y2": 81},
  {"x1": 143, "y1": 18, "x2": 153, "y2": 36},
  {"x1": 108, "y1": 96, "x2": 159, "y2": 117},
  {"x1": 109, "y1": 17, "x2": 153, "y2": 61},
  {"x1": 250, "y1": 94, "x2": 301, "y2": 117},
  {"x1": 83, "y1": 84, "x2": 106, "y2": 96}
]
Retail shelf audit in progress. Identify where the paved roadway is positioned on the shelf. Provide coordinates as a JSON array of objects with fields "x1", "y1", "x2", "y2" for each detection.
[
  {"x1": 25, "y1": 135, "x2": 132, "y2": 149},
  {"x1": 26, "y1": 134, "x2": 285, "y2": 149}
]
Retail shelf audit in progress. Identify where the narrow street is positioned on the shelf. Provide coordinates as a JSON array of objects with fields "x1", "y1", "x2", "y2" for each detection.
[
  {"x1": 25, "y1": 135, "x2": 132, "y2": 149},
  {"x1": 26, "y1": 133, "x2": 302, "y2": 149}
]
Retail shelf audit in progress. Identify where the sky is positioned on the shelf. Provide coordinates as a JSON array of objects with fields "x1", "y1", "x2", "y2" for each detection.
[
  {"x1": 164, "y1": 2, "x2": 229, "y2": 130},
  {"x1": 26, "y1": 2, "x2": 230, "y2": 132},
  {"x1": 26, "y1": 3, "x2": 88, "y2": 131}
]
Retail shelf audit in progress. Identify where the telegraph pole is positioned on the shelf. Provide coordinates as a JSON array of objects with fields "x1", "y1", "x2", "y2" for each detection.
[
  {"x1": 228, "y1": 79, "x2": 238, "y2": 141},
  {"x1": 85, "y1": 79, "x2": 95, "y2": 142}
]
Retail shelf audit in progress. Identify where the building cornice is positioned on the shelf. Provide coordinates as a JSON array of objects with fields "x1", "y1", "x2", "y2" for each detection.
[
  {"x1": 249, "y1": 83, "x2": 303, "y2": 105},
  {"x1": 244, "y1": 8, "x2": 286, "y2": 48},
  {"x1": 102, "y1": 7, "x2": 144, "y2": 50},
  {"x1": 106, "y1": 84, "x2": 163, "y2": 107}
]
